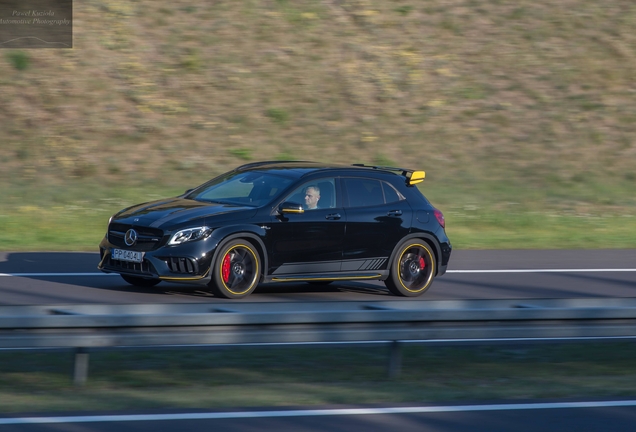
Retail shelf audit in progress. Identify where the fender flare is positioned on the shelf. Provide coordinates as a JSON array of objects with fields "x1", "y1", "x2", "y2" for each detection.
[{"x1": 209, "y1": 228, "x2": 269, "y2": 281}]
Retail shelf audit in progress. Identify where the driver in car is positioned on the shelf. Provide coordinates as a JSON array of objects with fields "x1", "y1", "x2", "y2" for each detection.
[{"x1": 304, "y1": 185, "x2": 321, "y2": 210}]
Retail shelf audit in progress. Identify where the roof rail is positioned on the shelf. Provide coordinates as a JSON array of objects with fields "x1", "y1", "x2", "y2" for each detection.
[
  {"x1": 236, "y1": 161, "x2": 314, "y2": 171},
  {"x1": 351, "y1": 164, "x2": 425, "y2": 186}
]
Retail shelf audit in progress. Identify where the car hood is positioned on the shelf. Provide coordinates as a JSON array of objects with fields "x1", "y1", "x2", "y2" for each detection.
[{"x1": 113, "y1": 198, "x2": 257, "y2": 228}]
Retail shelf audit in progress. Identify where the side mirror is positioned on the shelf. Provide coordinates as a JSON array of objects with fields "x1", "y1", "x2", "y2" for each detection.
[{"x1": 278, "y1": 201, "x2": 304, "y2": 214}]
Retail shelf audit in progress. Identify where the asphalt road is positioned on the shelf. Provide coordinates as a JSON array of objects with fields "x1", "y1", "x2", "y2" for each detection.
[
  {"x1": 0, "y1": 249, "x2": 635, "y2": 305},
  {"x1": 1, "y1": 250, "x2": 636, "y2": 431}
]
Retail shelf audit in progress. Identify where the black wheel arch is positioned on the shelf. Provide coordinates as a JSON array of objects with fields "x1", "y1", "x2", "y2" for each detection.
[{"x1": 209, "y1": 229, "x2": 269, "y2": 282}]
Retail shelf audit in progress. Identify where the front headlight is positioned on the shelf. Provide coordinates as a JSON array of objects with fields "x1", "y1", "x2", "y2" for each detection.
[{"x1": 168, "y1": 226, "x2": 213, "y2": 246}]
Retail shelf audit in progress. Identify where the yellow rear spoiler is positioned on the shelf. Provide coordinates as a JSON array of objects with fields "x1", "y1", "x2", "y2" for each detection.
[
  {"x1": 406, "y1": 170, "x2": 425, "y2": 185},
  {"x1": 352, "y1": 164, "x2": 425, "y2": 187}
]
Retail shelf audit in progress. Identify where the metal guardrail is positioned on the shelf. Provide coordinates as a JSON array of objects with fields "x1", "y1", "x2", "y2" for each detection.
[{"x1": 2, "y1": 298, "x2": 636, "y2": 384}]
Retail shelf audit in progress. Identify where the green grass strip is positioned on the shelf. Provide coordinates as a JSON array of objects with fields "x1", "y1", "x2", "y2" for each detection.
[{"x1": 1, "y1": 343, "x2": 635, "y2": 413}]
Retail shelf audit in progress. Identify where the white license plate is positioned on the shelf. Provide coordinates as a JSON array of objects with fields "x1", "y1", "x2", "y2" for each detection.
[{"x1": 112, "y1": 248, "x2": 143, "y2": 263}]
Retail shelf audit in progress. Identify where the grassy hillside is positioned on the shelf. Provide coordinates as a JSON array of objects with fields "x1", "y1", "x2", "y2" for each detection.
[{"x1": 1, "y1": 0, "x2": 635, "y2": 250}]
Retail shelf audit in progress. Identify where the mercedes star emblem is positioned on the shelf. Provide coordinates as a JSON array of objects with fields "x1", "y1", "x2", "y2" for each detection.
[{"x1": 124, "y1": 229, "x2": 138, "y2": 246}]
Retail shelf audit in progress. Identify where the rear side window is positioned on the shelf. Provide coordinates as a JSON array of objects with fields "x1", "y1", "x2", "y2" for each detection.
[
  {"x1": 382, "y1": 182, "x2": 402, "y2": 204},
  {"x1": 343, "y1": 178, "x2": 385, "y2": 208}
]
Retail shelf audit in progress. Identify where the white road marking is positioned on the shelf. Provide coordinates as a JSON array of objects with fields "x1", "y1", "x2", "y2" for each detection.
[
  {"x1": 0, "y1": 273, "x2": 118, "y2": 277},
  {"x1": 1, "y1": 269, "x2": 636, "y2": 277},
  {"x1": 447, "y1": 268, "x2": 636, "y2": 273},
  {"x1": 1, "y1": 400, "x2": 636, "y2": 425}
]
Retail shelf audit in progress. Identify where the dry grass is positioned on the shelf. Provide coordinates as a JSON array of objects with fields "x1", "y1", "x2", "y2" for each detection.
[{"x1": 0, "y1": 0, "x2": 635, "y2": 249}]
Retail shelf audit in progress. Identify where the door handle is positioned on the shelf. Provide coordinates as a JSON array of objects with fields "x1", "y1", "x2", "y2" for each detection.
[
  {"x1": 387, "y1": 210, "x2": 403, "y2": 217},
  {"x1": 326, "y1": 213, "x2": 341, "y2": 220}
]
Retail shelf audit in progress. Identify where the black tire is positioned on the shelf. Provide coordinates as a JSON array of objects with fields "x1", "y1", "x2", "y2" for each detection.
[
  {"x1": 384, "y1": 240, "x2": 436, "y2": 297},
  {"x1": 210, "y1": 239, "x2": 261, "y2": 299},
  {"x1": 121, "y1": 274, "x2": 161, "y2": 287}
]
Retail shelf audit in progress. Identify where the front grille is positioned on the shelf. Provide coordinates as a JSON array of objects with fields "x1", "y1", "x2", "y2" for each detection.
[
  {"x1": 108, "y1": 223, "x2": 165, "y2": 251},
  {"x1": 164, "y1": 257, "x2": 199, "y2": 274},
  {"x1": 105, "y1": 256, "x2": 155, "y2": 275}
]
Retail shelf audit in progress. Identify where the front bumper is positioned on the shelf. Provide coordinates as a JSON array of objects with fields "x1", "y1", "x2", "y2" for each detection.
[{"x1": 98, "y1": 236, "x2": 215, "y2": 285}]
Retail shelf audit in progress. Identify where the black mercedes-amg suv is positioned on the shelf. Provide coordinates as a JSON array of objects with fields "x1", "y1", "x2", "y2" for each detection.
[{"x1": 99, "y1": 161, "x2": 452, "y2": 298}]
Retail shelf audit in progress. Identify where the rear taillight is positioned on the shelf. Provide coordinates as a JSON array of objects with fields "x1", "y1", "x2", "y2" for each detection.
[{"x1": 434, "y1": 209, "x2": 445, "y2": 229}]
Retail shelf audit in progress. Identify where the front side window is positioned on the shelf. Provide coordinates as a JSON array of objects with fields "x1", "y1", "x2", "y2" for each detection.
[
  {"x1": 187, "y1": 171, "x2": 294, "y2": 207},
  {"x1": 283, "y1": 178, "x2": 337, "y2": 210}
]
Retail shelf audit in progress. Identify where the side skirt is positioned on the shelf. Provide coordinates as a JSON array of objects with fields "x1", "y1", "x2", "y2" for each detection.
[{"x1": 265, "y1": 270, "x2": 389, "y2": 284}]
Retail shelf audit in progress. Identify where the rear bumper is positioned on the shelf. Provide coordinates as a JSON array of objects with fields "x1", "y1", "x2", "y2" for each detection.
[
  {"x1": 437, "y1": 238, "x2": 452, "y2": 276},
  {"x1": 437, "y1": 262, "x2": 448, "y2": 277}
]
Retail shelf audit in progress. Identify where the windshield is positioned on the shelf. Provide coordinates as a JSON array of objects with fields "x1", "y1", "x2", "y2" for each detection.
[{"x1": 186, "y1": 171, "x2": 295, "y2": 207}]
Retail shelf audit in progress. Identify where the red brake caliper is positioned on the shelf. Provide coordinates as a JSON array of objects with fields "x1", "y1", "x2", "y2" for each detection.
[
  {"x1": 221, "y1": 253, "x2": 231, "y2": 283},
  {"x1": 419, "y1": 256, "x2": 426, "y2": 270}
]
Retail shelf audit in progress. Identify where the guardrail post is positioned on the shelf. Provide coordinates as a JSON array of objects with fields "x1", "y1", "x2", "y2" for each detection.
[
  {"x1": 73, "y1": 348, "x2": 89, "y2": 386},
  {"x1": 388, "y1": 341, "x2": 402, "y2": 379}
]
